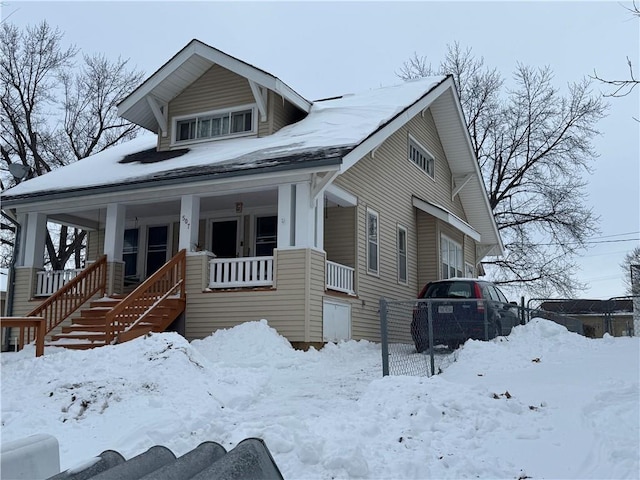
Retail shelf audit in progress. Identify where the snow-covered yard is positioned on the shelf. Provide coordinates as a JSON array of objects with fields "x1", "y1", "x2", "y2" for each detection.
[{"x1": 1, "y1": 318, "x2": 638, "y2": 479}]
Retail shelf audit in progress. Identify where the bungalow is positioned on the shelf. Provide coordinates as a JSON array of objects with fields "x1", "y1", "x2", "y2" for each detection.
[{"x1": 0, "y1": 39, "x2": 503, "y2": 351}]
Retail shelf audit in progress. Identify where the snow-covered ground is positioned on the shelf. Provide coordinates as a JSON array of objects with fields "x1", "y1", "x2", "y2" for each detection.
[{"x1": 1, "y1": 319, "x2": 638, "y2": 479}]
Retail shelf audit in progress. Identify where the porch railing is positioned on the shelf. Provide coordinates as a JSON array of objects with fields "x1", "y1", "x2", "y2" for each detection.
[
  {"x1": 209, "y1": 256, "x2": 274, "y2": 288},
  {"x1": 35, "y1": 269, "x2": 83, "y2": 297},
  {"x1": 25, "y1": 255, "x2": 107, "y2": 344},
  {"x1": 326, "y1": 260, "x2": 355, "y2": 295},
  {"x1": 105, "y1": 249, "x2": 186, "y2": 344}
]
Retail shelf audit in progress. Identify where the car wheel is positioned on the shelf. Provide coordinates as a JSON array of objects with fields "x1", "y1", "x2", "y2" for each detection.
[{"x1": 488, "y1": 319, "x2": 502, "y2": 340}]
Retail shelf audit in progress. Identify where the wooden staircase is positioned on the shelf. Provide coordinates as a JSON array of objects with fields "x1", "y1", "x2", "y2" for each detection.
[
  {"x1": 3, "y1": 250, "x2": 187, "y2": 355},
  {"x1": 49, "y1": 295, "x2": 185, "y2": 350}
]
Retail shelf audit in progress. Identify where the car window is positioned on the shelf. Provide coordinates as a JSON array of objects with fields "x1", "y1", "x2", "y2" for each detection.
[
  {"x1": 494, "y1": 286, "x2": 509, "y2": 303},
  {"x1": 425, "y1": 282, "x2": 471, "y2": 298},
  {"x1": 483, "y1": 284, "x2": 500, "y2": 301}
]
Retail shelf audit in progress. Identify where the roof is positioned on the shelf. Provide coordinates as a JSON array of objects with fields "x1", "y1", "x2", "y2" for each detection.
[
  {"x1": 49, "y1": 438, "x2": 283, "y2": 480},
  {"x1": 117, "y1": 39, "x2": 311, "y2": 132},
  {"x1": 540, "y1": 299, "x2": 634, "y2": 314},
  {"x1": 1, "y1": 77, "x2": 445, "y2": 202}
]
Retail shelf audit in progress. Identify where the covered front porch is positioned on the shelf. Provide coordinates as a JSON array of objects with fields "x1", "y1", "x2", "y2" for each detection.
[{"x1": 11, "y1": 177, "x2": 358, "y2": 318}]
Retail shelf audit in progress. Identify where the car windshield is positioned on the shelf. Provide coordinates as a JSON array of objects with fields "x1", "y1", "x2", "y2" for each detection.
[{"x1": 424, "y1": 282, "x2": 472, "y2": 299}]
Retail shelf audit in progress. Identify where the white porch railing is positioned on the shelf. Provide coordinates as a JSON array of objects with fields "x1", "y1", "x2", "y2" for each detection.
[
  {"x1": 35, "y1": 269, "x2": 83, "y2": 297},
  {"x1": 209, "y1": 256, "x2": 274, "y2": 288},
  {"x1": 326, "y1": 260, "x2": 355, "y2": 295}
]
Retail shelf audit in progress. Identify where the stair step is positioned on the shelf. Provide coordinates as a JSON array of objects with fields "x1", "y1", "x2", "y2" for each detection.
[{"x1": 50, "y1": 331, "x2": 108, "y2": 342}]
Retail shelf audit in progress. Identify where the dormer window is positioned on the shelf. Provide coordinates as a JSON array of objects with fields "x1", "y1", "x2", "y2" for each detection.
[{"x1": 174, "y1": 105, "x2": 256, "y2": 143}]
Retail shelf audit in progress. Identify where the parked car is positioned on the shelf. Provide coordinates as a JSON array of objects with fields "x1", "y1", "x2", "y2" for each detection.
[{"x1": 410, "y1": 279, "x2": 520, "y2": 352}]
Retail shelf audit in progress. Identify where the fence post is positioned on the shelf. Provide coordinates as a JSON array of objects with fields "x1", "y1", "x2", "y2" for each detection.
[
  {"x1": 520, "y1": 296, "x2": 526, "y2": 324},
  {"x1": 427, "y1": 300, "x2": 435, "y2": 377},
  {"x1": 379, "y1": 298, "x2": 389, "y2": 377}
]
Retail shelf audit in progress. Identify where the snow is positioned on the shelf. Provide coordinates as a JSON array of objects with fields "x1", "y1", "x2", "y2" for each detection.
[
  {"x1": 2, "y1": 77, "x2": 444, "y2": 199},
  {"x1": 1, "y1": 318, "x2": 638, "y2": 479}
]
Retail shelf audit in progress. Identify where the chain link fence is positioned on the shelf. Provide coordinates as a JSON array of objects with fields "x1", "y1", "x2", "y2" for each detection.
[
  {"x1": 379, "y1": 297, "x2": 521, "y2": 377},
  {"x1": 527, "y1": 297, "x2": 636, "y2": 338}
]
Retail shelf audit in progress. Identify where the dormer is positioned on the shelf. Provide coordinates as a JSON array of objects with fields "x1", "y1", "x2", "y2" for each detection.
[{"x1": 117, "y1": 40, "x2": 310, "y2": 151}]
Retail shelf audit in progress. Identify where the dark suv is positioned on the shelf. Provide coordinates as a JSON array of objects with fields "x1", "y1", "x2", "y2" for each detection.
[{"x1": 410, "y1": 279, "x2": 520, "y2": 352}]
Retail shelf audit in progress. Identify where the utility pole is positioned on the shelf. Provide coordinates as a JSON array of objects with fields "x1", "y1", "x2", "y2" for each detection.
[{"x1": 632, "y1": 264, "x2": 640, "y2": 337}]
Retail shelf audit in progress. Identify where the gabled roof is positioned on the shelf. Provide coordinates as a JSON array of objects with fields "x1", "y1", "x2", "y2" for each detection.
[
  {"x1": 2, "y1": 77, "x2": 445, "y2": 202},
  {"x1": 117, "y1": 39, "x2": 311, "y2": 132}
]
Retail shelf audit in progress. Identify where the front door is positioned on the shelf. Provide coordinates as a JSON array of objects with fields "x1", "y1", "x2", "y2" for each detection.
[
  {"x1": 146, "y1": 225, "x2": 169, "y2": 276},
  {"x1": 211, "y1": 220, "x2": 238, "y2": 258}
]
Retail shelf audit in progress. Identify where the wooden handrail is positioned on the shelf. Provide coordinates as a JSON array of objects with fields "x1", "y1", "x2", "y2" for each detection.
[
  {"x1": 0, "y1": 317, "x2": 45, "y2": 357},
  {"x1": 105, "y1": 249, "x2": 186, "y2": 344},
  {"x1": 26, "y1": 255, "x2": 107, "y2": 340}
]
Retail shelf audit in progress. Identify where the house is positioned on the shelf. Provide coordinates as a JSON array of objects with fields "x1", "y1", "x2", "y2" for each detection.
[
  {"x1": 0, "y1": 39, "x2": 503, "y2": 351},
  {"x1": 538, "y1": 299, "x2": 635, "y2": 337}
]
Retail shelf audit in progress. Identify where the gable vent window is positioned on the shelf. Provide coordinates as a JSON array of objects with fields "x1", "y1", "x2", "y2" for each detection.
[
  {"x1": 408, "y1": 137, "x2": 435, "y2": 178},
  {"x1": 175, "y1": 107, "x2": 254, "y2": 142}
]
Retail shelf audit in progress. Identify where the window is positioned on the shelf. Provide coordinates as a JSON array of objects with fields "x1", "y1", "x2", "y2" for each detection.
[
  {"x1": 465, "y1": 262, "x2": 475, "y2": 278},
  {"x1": 367, "y1": 209, "x2": 379, "y2": 274},
  {"x1": 123, "y1": 228, "x2": 139, "y2": 279},
  {"x1": 397, "y1": 225, "x2": 408, "y2": 283},
  {"x1": 441, "y1": 235, "x2": 463, "y2": 279},
  {"x1": 255, "y1": 215, "x2": 277, "y2": 256},
  {"x1": 408, "y1": 137, "x2": 435, "y2": 178},
  {"x1": 175, "y1": 107, "x2": 254, "y2": 142}
]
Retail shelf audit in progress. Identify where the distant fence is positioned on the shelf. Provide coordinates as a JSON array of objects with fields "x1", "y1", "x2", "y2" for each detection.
[{"x1": 526, "y1": 296, "x2": 636, "y2": 338}]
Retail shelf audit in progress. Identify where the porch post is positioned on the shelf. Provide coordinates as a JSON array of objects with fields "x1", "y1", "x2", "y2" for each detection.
[
  {"x1": 277, "y1": 184, "x2": 294, "y2": 248},
  {"x1": 104, "y1": 203, "x2": 125, "y2": 262},
  {"x1": 22, "y1": 212, "x2": 47, "y2": 268},
  {"x1": 315, "y1": 195, "x2": 324, "y2": 250},
  {"x1": 294, "y1": 182, "x2": 314, "y2": 247},
  {"x1": 179, "y1": 195, "x2": 200, "y2": 251}
]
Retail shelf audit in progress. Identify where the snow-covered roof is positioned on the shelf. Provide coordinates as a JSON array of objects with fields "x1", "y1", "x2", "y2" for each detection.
[{"x1": 1, "y1": 77, "x2": 446, "y2": 201}]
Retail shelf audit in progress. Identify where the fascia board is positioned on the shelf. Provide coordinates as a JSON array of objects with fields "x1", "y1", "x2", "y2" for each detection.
[{"x1": 339, "y1": 77, "x2": 452, "y2": 173}]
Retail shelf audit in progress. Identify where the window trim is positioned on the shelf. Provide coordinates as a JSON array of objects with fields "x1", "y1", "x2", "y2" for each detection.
[
  {"x1": 397, "y1": 224, "x2": 408, "y2": 284},
  {"x1": 408, "y1": 134, "x2": 435, "y2": 180},
  {"x1": 440, "y1": 234, "x2": 463, "y2": 279},
  {"x1": 171, "y1": 103, "x2": 257, "y2": 146},
  {"x1": 366, "y1": 208, "x2": 380, "y2": 276}
]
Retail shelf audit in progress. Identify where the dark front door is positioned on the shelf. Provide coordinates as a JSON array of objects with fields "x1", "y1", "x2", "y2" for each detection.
[
  {"x1": 146, "y1": 225, "x2": 168, "y2": 276},
  {"x1": 211, "y1": 220, "x2": 238, "y2": 258}
]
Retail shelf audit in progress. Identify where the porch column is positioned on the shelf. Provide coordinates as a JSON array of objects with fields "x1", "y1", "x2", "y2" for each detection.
[
  {"x1": 294, "y1": 182, "x2": 314, "y2": 247},
  {"x1": 179, "y1": 195, "x2": 200, "y2": 251},
  {"x1": 104, "y1": 203, "x2": 125, "y2": 261},
  {"x1": 277, "y1": 184, "x2": 294, "y2": 248},
  {"x1": 315, "y1": 195, "x2": 324, "y2": 250},
  {"x1": 22, "y1": 212, "x2": 47, "y2": 268}
]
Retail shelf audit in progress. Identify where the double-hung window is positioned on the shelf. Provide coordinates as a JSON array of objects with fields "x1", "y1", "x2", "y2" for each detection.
[
  {"x1": 408, "y1": 135, "x2": 435, "y2": 178},
  {"x1": 367, "y1": 209, "x2": 379, "y2": 275},
  {"x1": 175, "y1": 106, "x2": 254, "y2": 143},
  {"x1": 441, "y1": 235, "x2": 463, "y2": 279},
  {"x1": 397, "y1": 225, "x2": 408, "y2": 284}
]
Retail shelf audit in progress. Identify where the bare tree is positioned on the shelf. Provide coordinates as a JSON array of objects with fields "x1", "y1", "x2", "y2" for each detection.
[
  {"x1": 621, "y1": 246, "x2": 640, "y2": 296},
  {"x1": 398, "y1": 43, "x2": 607, "y2": 297},
  {"x1": 591, "y1": 1, "x2": 639, "y2": 97},
  {"x1": 0, "y1": 21, "x2": 143, "y2": 270}
]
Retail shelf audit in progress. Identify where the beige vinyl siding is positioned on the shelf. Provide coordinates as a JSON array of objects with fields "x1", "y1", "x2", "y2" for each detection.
[
  {"x1": 333, "y1": 108, "x2": 472, "y2": 341},
  {"x1": 416, "y1": 211, "x2": 438, "y2": 289},
  {"x1": 270, "y1": 93, "x2": 306, "y2": 134},
  {"x1": 324, "y1": 206, "x2": 356, "y2": 267},
  {"x1": 87, "y1": 230, "x2": 105, "y2": 261},
  {"x1": 183, "y1": 248, "x2": 324, "y2": 342},
  {"x1": 464, "y1": 234, "x2": 477, "y2": 275},
  {"x1": 159, "y1": 65, "x2": 261, "y2": 150}
]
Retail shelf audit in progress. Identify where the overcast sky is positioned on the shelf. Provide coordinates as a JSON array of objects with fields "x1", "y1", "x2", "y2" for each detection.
[{"x1": 2, "y1": 1, "x2": 639, "y2": 299}]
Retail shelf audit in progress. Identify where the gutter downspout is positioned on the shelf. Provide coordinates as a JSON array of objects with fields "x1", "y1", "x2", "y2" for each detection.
[{"x1": 1, "y1": 211, "x2": 21, "y2": 352}]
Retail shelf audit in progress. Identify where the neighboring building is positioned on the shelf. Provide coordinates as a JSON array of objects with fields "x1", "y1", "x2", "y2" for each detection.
[
  {"x1": 0, "y1": 40, "x2": 503, "y2": 349},
  {"x1": 539, "y1": 299, "x2": 635, "y2": 337}
]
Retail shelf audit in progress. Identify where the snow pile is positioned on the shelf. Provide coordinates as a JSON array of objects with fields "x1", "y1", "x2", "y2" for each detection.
[{"x1": 1, "y1": 319, "x2": 638, "y2": 479}]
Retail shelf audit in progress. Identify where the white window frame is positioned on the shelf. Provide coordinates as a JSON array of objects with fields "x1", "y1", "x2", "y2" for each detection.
[
  {"x1": 397, "y1": 224, "x2": 408, "y2": 284},
  {"x1": 172, "y1": 103, "x2": 257, "y2": 146},
  {"x1": 408, "y1": 134, "x2": 435, "y2": 179},
  {"x1": 440, "y1": 234, "x2": 463, "y2": 279},
  {"x1": 366, "y1": 208, "x2": 379, "y2": 275}
]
